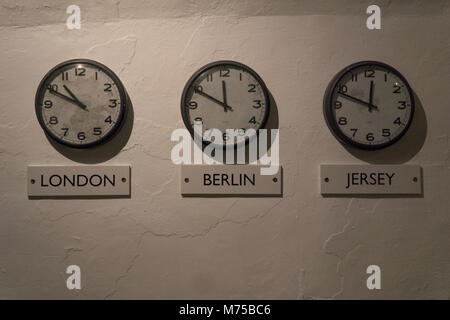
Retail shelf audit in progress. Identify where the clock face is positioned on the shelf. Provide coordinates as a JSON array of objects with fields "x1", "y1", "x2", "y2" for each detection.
[
  {"x1": 324, "y1": 61, "x2": 415, "y2": 150},
  {"x1": 35, "y1": 59, "x2": 127, "y2": 148},
  {"x1": 181, "y1": 61, "x2": 270, "y2": 146}
]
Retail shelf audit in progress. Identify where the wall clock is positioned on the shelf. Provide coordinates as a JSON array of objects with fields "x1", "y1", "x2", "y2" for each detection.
[
  {"x1": 181, "y1": 60, "x2": 270, "y2": 147},
  {"x1": 35, "y1": 59, "x2": 127, "y2": 148},
  {"x1": 323, "y1": 61, "x2": 415, "y2": 150}
]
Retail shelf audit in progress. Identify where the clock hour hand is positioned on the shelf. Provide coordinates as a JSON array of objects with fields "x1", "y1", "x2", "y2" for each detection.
[
  {"x1": 195, "y1": 88, "x2": 233, "y2": 112},
  {"x1": 338, "y1": 91, "x2": 378, "y2": 110},
  {"x1": 63, "y1": 85, "x2": 88, "y2": 111}
]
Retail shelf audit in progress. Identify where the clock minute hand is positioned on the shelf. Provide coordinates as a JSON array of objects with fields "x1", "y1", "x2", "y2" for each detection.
[
  {"x1": 338, "y1": 91, "x2": 378, "y2": 110},
  {"x1": 369, "y1": 81, "x2": 374, "y2": 106},
  {"x1": 195, "y1": 88, "x2": 233, "y2": 111},
  {"x1": 63, "y1": 85, "x2": 88, "y2": 111},
  {"x1": 48, "y1": 89, "x2": 81, "y2": 107},
  {"x1": 368, "y1": 80, "x2": 378, "y2": 112},
  {"x1": 222, "y1": 81, "x2": 228, "y2": 112},
  {"x1": 48, "y1": 88, "x2": 88, "y2": 111}
]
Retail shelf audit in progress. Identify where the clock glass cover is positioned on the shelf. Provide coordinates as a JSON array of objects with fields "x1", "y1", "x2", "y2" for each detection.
[
  {"x1": 181, "y1": 60, "x2": 270, "y2": 146},
  {"x1": 324, "y1": 61, "x2": 414, "y2": 149},
  {"x1": 35, "y1": 59, "x2": 127, "y2": 148}
]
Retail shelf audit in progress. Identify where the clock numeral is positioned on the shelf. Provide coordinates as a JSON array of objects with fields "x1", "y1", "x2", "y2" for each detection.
[
  {"x1": 61, "y1": 72, "x2": 69, "y2": 81},
  {"x1": 351, "y1": 73, "x2": 358, "y2": 82},
  {"x1": 394, "y1": 117, "x2": 402, "y2": 125},
  {"x1": 248, "y1": 84, "x2": 256, "y2": 92},
  {"x1": 398, "y1": 101, "x2": 407, "y2": 109},
  {"x1": 61, "y1": 128, "x2": 68, "y2": 136},
  {"x1": 239, "y1": 73, "x2": 242, "y2": 81},
  {"x1": 253, "y1": 100, "x2": 262, "y2": 109},
  {"x1": 104, "y1": 83, "x2": 112, "y2": 92},
  {"x1": 206, "y1": 73, "x2": 213, "y2": 82},
  {"x1": 364, "y1": 69, "x2": 375, "y2": 78},
  {"x1": 77, "y1": 132, "x2": 86, "y2": 140},
  {"x1": 109, "y1": 99, "x2": 118, "y2": 108},
  {"x1": 382, "y1": 128, "x2": 391, "y2": 137},
  {"x1": 43, "y1": 100, "x2": 53, "y2": 109},
  {"x1": 49, "y1": 116, "x2": 58, "y2": 125},
  {"x1": 105, "y1": 116, "x2": 112, "y2": 124},
  {"x1": 350, "y1": 128, "x2": 358, "y2": 137},
  {"x1": 188, "y1": 101, "x2": 198, "y2": 109},
  {"x1": 393, "y1": 84, "x2": 401, "y2": 94},
  {"x1": 95, "y1": 72, "x2": 98, "y2": 80},
  {"x1": 46, "y1": 84, "x2": 58, "y2": 92},
  {"x1": 223, "y1": 132, "x2": 230, "y2": 141},
  {"x1": 93, "y1": 127, "x2": 102, "y2": 136},
  {"x1": 75, "y1": 67, "x2": 86, "y2": 76},
  {"x1": 338, "y1": 117, "x2": 347, "y2": 125},
  {"x1": 249, "y1": 116, "x2": 256, "y2": 124},
  {"x1": 338, "y1": 84, "x2": 347, "y2": 93},
  {"x1": 384, "y1": 73, "x2": 388, "y2": 82},
  {"x1": 194, "y1": 117, "x2": 202, "y2": 123},
  {"x1": 334, "y1": 101, "x2": 342, "y2": 109},
  {"x1": 366, "y1": 133, "x2": 375, "y2": 141},
  {"x1": 220, "y1": 69, "x2": 230, "y2": 77}
]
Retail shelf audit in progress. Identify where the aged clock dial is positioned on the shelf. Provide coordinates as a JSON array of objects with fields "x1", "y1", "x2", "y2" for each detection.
[
  {"x1": 324, "y1": 61, "x2": 415, "y2": 150},
  {"x1": 181, "y1": 60, "x2": 270, "y2": 146},
  {"x1": 35, "y1": 59, "x2": 127, "y2": 148}
]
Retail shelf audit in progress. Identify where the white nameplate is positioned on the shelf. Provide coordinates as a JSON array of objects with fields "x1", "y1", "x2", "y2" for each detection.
[
  {"x1": 28, "y1": 165, "x2": 130, "y2": 197},
  {"x1": 181, "y1": 165, "x2": 282, "y2": 196},
  {"x1": 320, "y1": 164, "x2": 422, "y2": 195}
]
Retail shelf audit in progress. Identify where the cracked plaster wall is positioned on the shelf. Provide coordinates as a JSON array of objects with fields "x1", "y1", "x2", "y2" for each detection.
[{"x1": 0, "y1": 0, "x2": 449, "y2": 299}]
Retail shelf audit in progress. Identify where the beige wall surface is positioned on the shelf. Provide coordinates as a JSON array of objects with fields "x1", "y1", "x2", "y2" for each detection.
[{"x1": 0, "y1": 0, "x2": 449, "y2": 299}]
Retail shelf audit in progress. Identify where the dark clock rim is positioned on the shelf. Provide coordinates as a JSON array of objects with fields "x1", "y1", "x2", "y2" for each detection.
[
  {"x1": 35, "y1": 58, "x2": 127, "y2": 149},
  {"x1": 323, "y1": 60, "x2": 415, "y2": 150},
  {"x1": 180, "y1": 60, "x2": 271, "y2": 148}
]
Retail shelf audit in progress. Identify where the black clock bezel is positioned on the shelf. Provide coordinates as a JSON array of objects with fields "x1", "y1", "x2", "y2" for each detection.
[
  {"x1": 35, "y1": 58, "x2": 127, "y2": 148},
  {"x1": 323, "y1": 60, "x2": 415, "y2": 150},
  {"x1": 180, "y1": 60, "x2": 271, "y2": 147}
]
